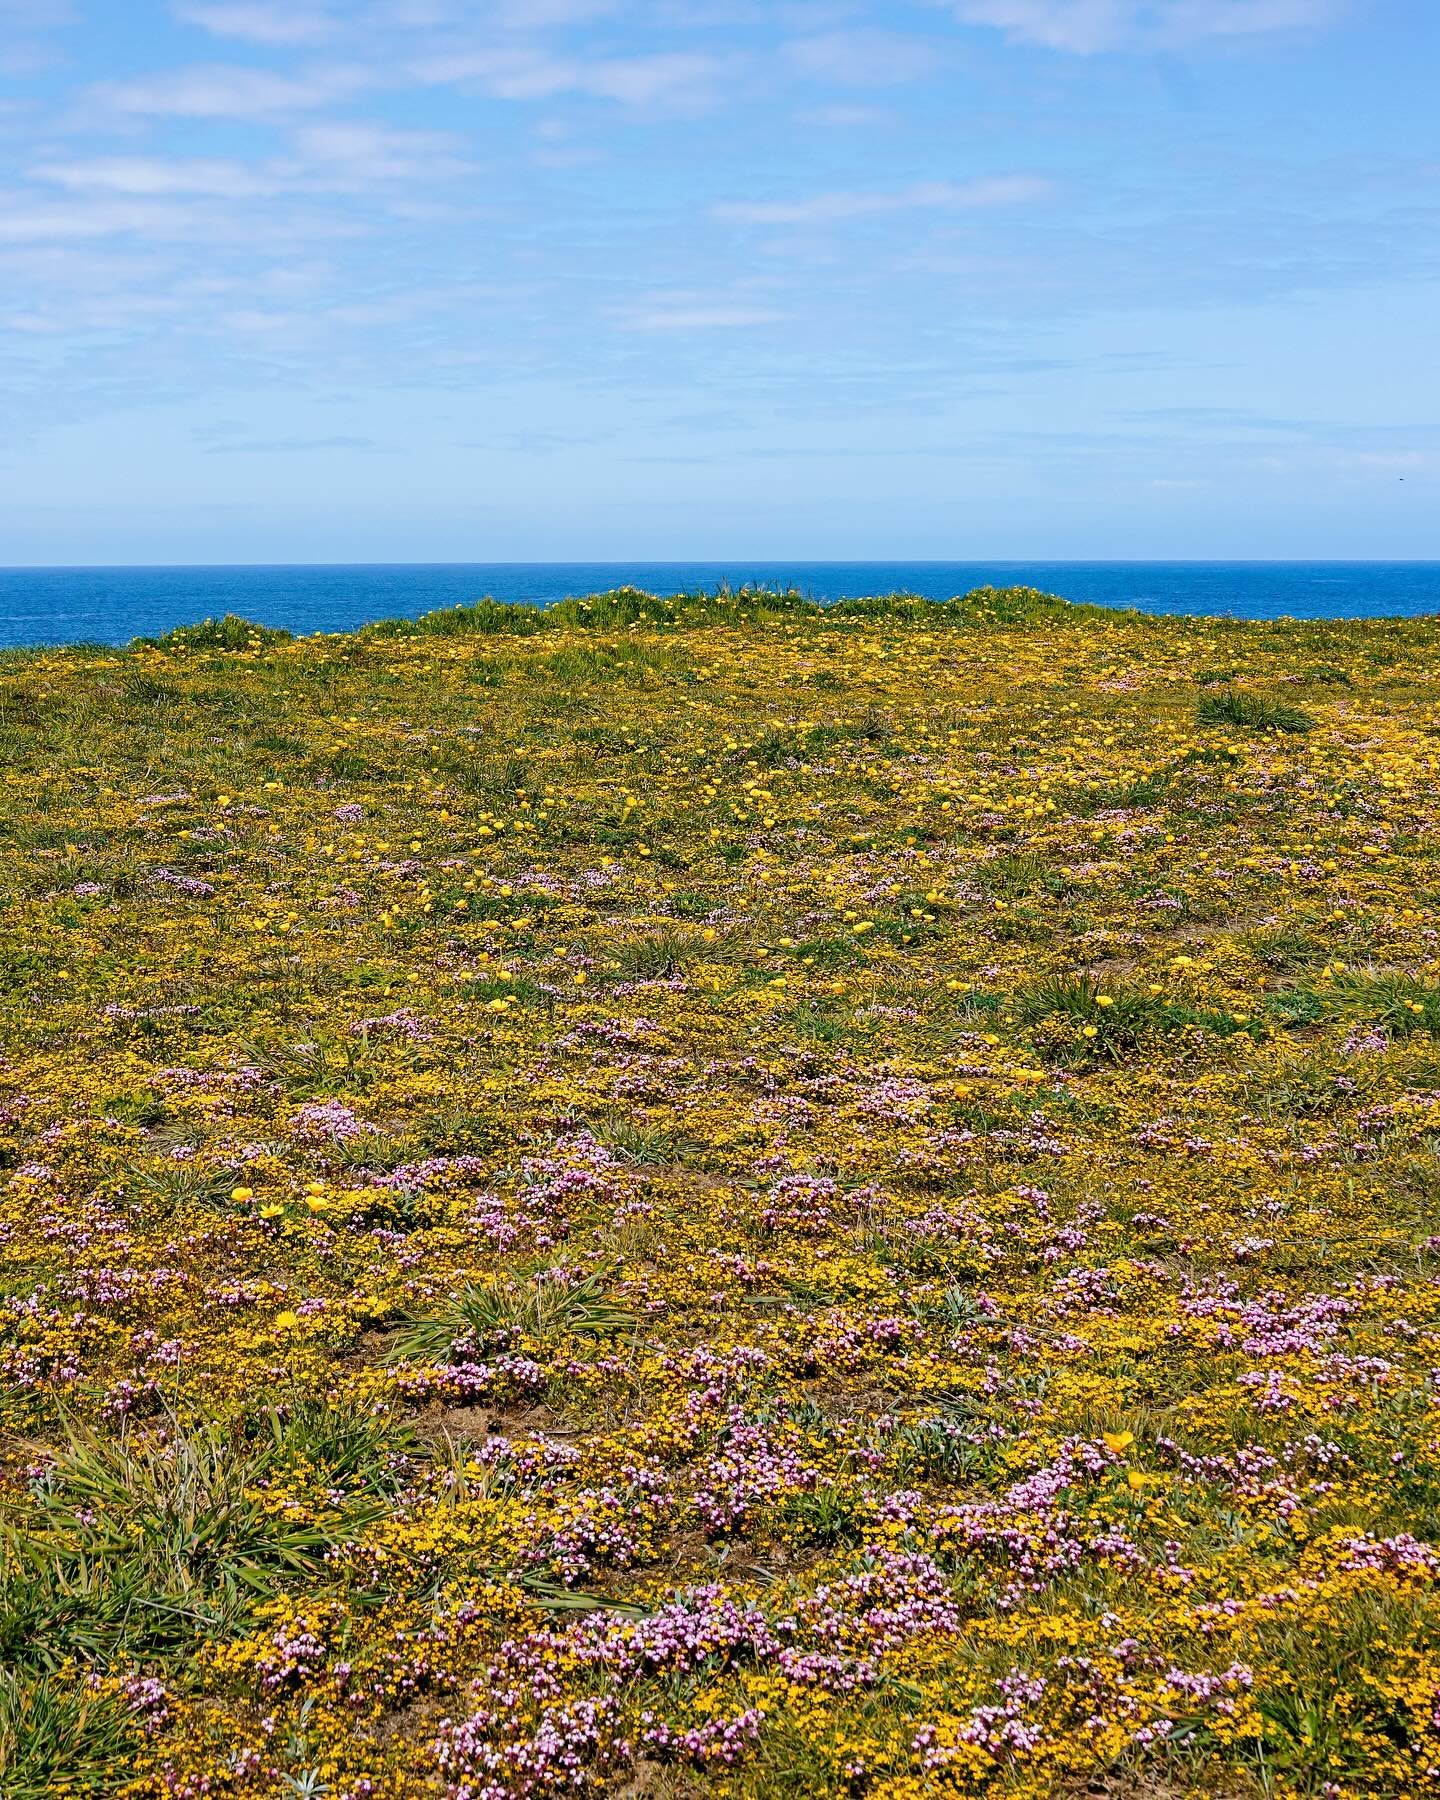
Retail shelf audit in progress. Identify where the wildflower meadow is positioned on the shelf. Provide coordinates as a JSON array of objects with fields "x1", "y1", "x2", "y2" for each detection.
[{"x1": 3, "y1": 586, "x2": 1439, "y2": 1799}]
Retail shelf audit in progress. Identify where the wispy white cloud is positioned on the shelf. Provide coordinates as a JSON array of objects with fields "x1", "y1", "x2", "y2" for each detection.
[
  {"x1": 0, "y1": 0, "x2": 75, "y2": 73},
  {"x1": 784, "y1": 28, "x2": 937, "y2": 86},
  {"x1": 378, "y1": 0, "x2": 618, "y2": 22},
  {"x1": 173, "y1": 2, "x2": 342, "y2": 46},
  {"x1": 795, "y1": 103, "x2": 893, "y2": 129},
  {"x1": 0, "y1": 0, "x2": 75, "y2": 23},
  {"x1": 199, "y1": 432, "x2": 379, "y2": 452},
  {"x1": 411, "y1": 46, "x2": 726, "y2": 108},
  {"x1": 714, "y1": 175, "x2": 1052, "y2": 227},
  {"x1": 32, "y1": 156, "x2": 278, "y2": 198},
  {"x1": 622, "y1": 292, "x2": 791, "y2": 331},
  {"x1": 0, "y1": 250, "x2": 331, "y2": 336},
  {"x1": 0, "y1": 199, "x2": 367, "y2": 266},
  {"x1": 949, "y1": 0, "x2": 1337, "y2": 54},
  {"x1": 32, "y1": 125, "x2": 474, "y2": 201},
  {"x1": 89, "y1": 61, "x2": 371, "y2": 120},
  {"x1": 0, "y1": 196, "x2": 209, "y2": 241},
  {"x1": 482, "y1": 0, "x2": 621, "y2": 21},
  {"x1": 289, "y1": 121, "x2": 474, "y2": 186}
]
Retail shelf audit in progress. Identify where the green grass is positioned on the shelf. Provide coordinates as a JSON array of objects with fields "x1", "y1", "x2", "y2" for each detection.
[
  {"x1": 128, "y1": 585, "x2": 1084, "y2": 659},
  {"x1": 1196, "y1": 687, "x2": 1314, "y2": 733},
  {"x1": 0, "y1": 1671, "x2": 142, "y2": 1799},
  {"x1": 133, "y1": 614, "x2": 294, "y2": 652},
  {"x1": 1, "y1": 1411, "x2": 389, "y2": 1672},
  {"x1": 388, "y1": 1263, "x2": 637, "y2": 1363}
]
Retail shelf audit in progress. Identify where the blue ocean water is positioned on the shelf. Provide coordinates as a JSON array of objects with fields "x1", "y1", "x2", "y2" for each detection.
[{"x1": 1, "y1": 562, "x2": 1439, "y2": 650}]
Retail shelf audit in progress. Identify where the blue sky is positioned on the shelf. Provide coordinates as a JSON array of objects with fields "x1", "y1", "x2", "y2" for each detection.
[{"x1": 1, "y1": 0, "x2": 1437, "y2": 562}]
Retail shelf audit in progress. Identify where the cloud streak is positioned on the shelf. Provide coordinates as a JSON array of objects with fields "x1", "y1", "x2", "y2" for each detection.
[
  {"x1": 949, "y1": 0, "x2": 1336, "y2": 54},
  {"x1": 0, "y1": 0, "x2": 75, "y2": 23},
  {"x1": 621, "y1": 297, "x2": 792, "y2": 331},
  {"x1": 411, "y1": 46, "x2": 727, "y2": 108},
  {"x1": 0, "y1": 196, "x2": 213, "y2": 241},
  {"x1": 32, "y1": 156, "x2": 278, "y2": 198},
  {"x1": 89, "y1": 60, "x2": 371, "y2": 120},
  {"x1": 784, "y1": 28, "x2": 937, "y2": 86},
  {"x1": 713, "y1": 175, "x2": 1052, "y2": 227},
  {"x1": 32, "y1": 124, "x2": 474, "y2": 202},
  {"x1": 173, "y1": 2, "x2": 342, "y2": 46}
]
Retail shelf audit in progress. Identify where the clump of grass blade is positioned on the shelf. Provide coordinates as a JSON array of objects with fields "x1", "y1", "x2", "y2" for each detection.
[
  {"x1": 0, "y1": 1411, "x2": 386, "y2": 1671},
  {"x1": 1196, "y1": 688, "x2": 1313, "y2": 733},
  {"x1": 389, "y1": 1263, "x2": 636, "y2": 1364},
  {"x1": 0, "y1": 1670, "x2": 140, "y2": 1799},
  {"x1": 132, "y1": 614, "x2": 292, "y2": 652}
]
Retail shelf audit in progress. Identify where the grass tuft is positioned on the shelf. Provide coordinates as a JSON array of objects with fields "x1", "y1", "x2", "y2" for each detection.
[
  {"x1": 1, "y1": 1413, "x2": 386, "y2": 1671},
  {"x1": 389, "y1": 1264, "x2": 637, "y2": 1363},
  {"x1": 0, "y1": 1671, "x2": 141, "y2": 1799},
  {"x1": 1196, "y1": 687, "x2": 1313, "y2": 732}
]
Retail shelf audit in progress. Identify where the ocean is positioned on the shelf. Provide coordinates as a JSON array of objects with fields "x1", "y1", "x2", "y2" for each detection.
[{"x1": 1, "y1": 561, "x2": 1439, "y2": 650}]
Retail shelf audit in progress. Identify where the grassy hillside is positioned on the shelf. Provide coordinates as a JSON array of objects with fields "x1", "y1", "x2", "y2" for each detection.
[{"x1": 3, "y1": 588, "x2": 1440, "y2": 1799}]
